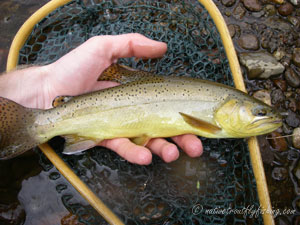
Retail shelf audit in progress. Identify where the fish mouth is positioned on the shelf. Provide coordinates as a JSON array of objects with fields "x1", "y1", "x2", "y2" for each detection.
[
  {"x1": 247, "y1": 117, "x2": 282, "y2": 130},
  {"x1": 250, "y1": 116, "x2": 282, "y2": 125},
  {"x1": 244, "y1": 118, "x2": 282, "y2": 136}
]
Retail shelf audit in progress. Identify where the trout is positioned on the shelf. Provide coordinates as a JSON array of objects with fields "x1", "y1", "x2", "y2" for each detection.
[{"x1": 0, "y1": 64, "x2": 282, "y2": 159}]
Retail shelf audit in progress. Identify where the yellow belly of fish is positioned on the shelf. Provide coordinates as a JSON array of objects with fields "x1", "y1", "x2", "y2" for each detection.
[{"x1": 40, "y1": 100, "x2": 227, "y2": 142}]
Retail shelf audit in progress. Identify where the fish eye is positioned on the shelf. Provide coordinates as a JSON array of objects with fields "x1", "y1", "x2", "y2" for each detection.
[{"x1": 252, "y1": 108, "x2": 267, "y2": 117}]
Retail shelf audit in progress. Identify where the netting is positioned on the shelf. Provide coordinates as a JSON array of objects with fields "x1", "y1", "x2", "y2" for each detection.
[{"x1": 18, "y1": 0, "x2": 263, "y2": 224}]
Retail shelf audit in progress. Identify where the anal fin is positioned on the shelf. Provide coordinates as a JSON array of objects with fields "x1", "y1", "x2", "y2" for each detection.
[
  {"x1": 63, "y1": 134, "x2": 101, "y2": 154},
  {"x1": 179, "y1": 112, "x2": 221, "y2": 134}
]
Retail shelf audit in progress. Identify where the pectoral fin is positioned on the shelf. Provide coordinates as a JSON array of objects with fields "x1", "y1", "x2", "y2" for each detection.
[
  {"x1": 179, "y1": 112, "x2": 221, "y2": 134},
  {"x1": 130, "y1": 135, "x2": 151, "y2": 146},
  {"x1": 63, "y1": 135, "x2": 101, "y2": 154},
  {"x1": 52, "y1": 96, "x2": 73, "y2": 107}
]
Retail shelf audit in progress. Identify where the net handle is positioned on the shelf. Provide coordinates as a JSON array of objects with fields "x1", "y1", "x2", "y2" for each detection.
[
  {"x1": 198, "y1": 1, "x2": 274, "y2": 224},
  {"x1": 6, "y1": 0, "x2": 274, "y2": 224}
]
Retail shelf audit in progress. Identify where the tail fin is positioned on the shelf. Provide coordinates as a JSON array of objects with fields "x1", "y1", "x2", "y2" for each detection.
[{"x1": 0, "y1": 97, "x2": 39, "y2": 159}]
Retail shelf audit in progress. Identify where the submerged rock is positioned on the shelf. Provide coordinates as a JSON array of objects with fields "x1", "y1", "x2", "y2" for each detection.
[
  {"x1": 268, "y1": 131, "x2": 288, "y2": 151},
  {"x1": 286, "y1": 110, "x2": 300, "y2": 128},
  {"x1": 273, "y1": 48, "x2": 286, "y2": 61},
  {"x1": 292, "y1": 127, "x2": 300, "y2": 149},
  {"x1": 285, "y1": 67, "x2": 300, "y2": 87},
  {"x1": 272, "y1": 167, "x2": 288, "y2": 181},
  {"x1": 242, "y1": 0, "x2": 262, "y2": 12},
  {"x1": 290, "y1": 0, "x2": 300, "y2": 6},
  {"x1": 233, "y1": 4, "x2": 246, "y2": 19},
  {"x1": 221, "y1": 0, "x2": 236, "y2": 7},
  {"x1": 238, "y1": 33, "x2": 259, "y2": 50},
  {"x1": 292, "y1": 48, "x2": 300, "y2": 67},
  {"x1": 239, "y1": 52, "x2": 285, "y2": 79},
  {"x1": 289, "y1": 98, "x2": 298, "y2": 112},
  {"x1": 273, "y1": 79, "x2": 287, "y2": 91},
  {"x1": 278, "y1": 2, "x2": 294, "y2": 16},
  {"x1": 253, "y1": 89, "x2": 271, "y2": 105},
  {"x1": 228, "y1": 24, "x2": 236, "y2": 38},
  {"x1": 271, "y1": 88, "x2": 285, "y2": 105},
  {"x1": 264, "y1": 4, "x2": 276, "y2": 17},
  {"x1": 282, "y1": 122, "x2": 293, "y2": 135},
  {"x1": 287, "y1": 15, "x2": 300, "y2": 27},
  {"x1": 264, "y1": 17, "x2": 291, "y2": 31}
]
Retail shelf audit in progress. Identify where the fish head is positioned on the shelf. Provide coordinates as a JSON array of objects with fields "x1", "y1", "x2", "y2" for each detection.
[{"x1": 214, "y1": 98, "x2": 282, "y2": 137}]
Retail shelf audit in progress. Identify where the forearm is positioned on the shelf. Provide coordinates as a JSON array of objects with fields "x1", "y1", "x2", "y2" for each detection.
[{"x1": 0, "y1": 65, "x2": 52, "y2": 109}]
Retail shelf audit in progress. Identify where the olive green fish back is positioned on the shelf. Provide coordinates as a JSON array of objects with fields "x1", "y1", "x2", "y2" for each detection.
[{"x1": 19, "y1": 0, "x2": 263, "y2": 224}]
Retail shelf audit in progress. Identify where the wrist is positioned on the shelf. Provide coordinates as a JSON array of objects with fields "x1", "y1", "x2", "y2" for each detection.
[{"x1": 0, "y1": 65, "x2": 53, "y2": 109}]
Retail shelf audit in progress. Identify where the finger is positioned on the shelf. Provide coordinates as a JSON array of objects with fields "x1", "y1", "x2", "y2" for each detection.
[
  {"x1": 99, "y1": 138, "x2": 152, "y2": 165},
  {"x1": 146, "y1": 138, "x2": 179, "y2": 163},
  {"x1": 172, "y1": 134, "x2": 203, "y2": 157},
  {"x1": 90, "y1": 33, "x2": 167, "y2": 61},
  {"x1": 110, "y1": 33, "x2": 168, "y2": 59}
]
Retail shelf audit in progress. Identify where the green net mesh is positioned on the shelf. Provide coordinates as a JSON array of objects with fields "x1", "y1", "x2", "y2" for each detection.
[{"x1": 19, "y1": 0, "x2": 263, "y2": 224}]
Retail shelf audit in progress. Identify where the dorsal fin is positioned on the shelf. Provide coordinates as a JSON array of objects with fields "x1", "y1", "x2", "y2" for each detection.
[
  {"x1": 98, "y1": 64, "x2": 157, "y2": 84},
  {"x1": 52, "y1": 96, "x2": 73, "y2": 107}
]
